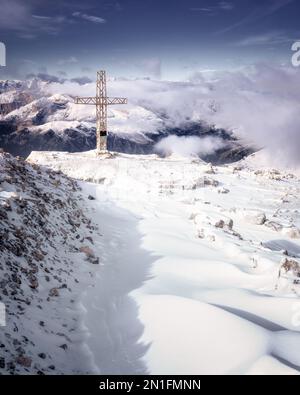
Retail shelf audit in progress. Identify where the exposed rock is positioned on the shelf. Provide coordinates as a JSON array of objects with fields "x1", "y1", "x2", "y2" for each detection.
[
  {"x1": 59, "y1": 344, "x2": 68, "y2": 351},
  {"x1": 265, "y1": 221, "x2": 283, "y2": 232},
  {"x1": 16, "y1": 356, "x2": 32, "y2": 368},
  {"x1": 215, "y1": 218, "x2": 233, "y2": 231},
  {"x1": 215, "y1": 220, "x2": 225, "y2": 229},
  {"x1": 218, "y1": 187, "x2": 230, "y2": 194},
  {"x1": 276, "y1": 258, "x2": 300, "y2": 290},
  {"x1": 0, "y1": 358, "x2": 5, "y2": 369},
  {"x1": 282, "y1": 226, "x2": 300, "y2": 239},
  {"x1": 244, "y1": 211, "x2": 266, "y2": 226},
  {"x1": 79, "y1": 246, "x2": 95, "y2": 259},
  {"x1": 49, "y1": 288, "x2": 59, "y2": 297}
]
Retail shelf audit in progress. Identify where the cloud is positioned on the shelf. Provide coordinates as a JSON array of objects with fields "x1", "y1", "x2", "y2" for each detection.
[
  {"x1": 136, "y1": 58, "x2": 162, "y2": 79},
  {"x1": 114, "y1": 2, "x2": 123, "y2": 12},
  {"x1": 234, "y1": 30, "x2": 296, "y2": 46},
  {"x1": 57, "y1": 56, "x2": 78, "y2": 66},
  {"x1": 0, "y1": 0, "x2": 31, "y2": 30},
  {"x1": 0, "y1": 0, "x2": 69, "y2": 37},
  {"x1": 190, "y1": 8, "x2": 213, "y2": 12},
  {"x1": 216, "y1": 0, "x2": 294, "y2": 34},
  {"x1": 32, "y1": 14, "x2": 53, "y2": 21},
  {"x1": 155, "y1": 136, "x2": 227, "y2": 158},
  {"x1": 81, "y1": 66, "x2": 92, "y2": 73},
  {"x1": 18, "y1": 33, "x2": 37, "y2": 40},
  {"x1": 70, "y1": 76, "x2": 92, "y2": 85},
  {"x1": 72, "y1": 12, "x2": 106, "y2": 24},
  {"x1": 26, "y1": 72, "x2": 65, "y2": 83},
  {"x1": 25, "y1": 72, "x2": 92, "y2": 85},
  {"x1": 219, "y1": 1, "x2": 234, "y2": 10},
  {"x1": 190, "y1": 2, "x2": 234, "y2": 13},
  {"x1": 57, "y1": 70, "x2": 68, "y2": 77}
]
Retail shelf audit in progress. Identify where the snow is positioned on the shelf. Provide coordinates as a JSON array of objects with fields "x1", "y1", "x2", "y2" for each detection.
[
  {"x1": 2, "y1": 91, "x2": 163, "y2": 136},
  {"x1": 30, "y1": 120, "x2": 85, "y2": 134},
  {"x1": 0, "y1": 91, "x2": 17, "y2": 104},
  {"x1": 135, "y1": 295, "x2": 269, "y2": 375},
  {"x1": 27, "y1": 149, "x2": 300, "y2": 375}
]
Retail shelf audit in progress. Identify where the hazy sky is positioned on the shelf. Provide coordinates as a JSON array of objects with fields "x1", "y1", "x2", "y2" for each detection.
[{"x1": 0, "y1": 0, "x2": 299, "y2": 80}]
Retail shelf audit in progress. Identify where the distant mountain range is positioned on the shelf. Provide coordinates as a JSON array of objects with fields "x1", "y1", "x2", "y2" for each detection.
[{"x1": 0, "y1": 78, "x2": 254, "y2": 164}]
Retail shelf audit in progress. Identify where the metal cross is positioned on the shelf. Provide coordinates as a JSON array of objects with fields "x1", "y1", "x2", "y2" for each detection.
[{"x1": 75, "y1": 70, "x2": 127, "y2": 152}]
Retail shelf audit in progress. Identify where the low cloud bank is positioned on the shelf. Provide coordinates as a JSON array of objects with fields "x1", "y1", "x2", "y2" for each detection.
[{"x1": 155, "y1": 135, "x2": 226, "y2": 158}]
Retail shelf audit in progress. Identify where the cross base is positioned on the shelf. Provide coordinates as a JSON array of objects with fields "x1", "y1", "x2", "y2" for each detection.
[
  {"x1": 94, "y1": 150, "x2": 116, "y2": 159},
  {"x1": 97, "y1": 134, "x2": 107, "y2": 152}
]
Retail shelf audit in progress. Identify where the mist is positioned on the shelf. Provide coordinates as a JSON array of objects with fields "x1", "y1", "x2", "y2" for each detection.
[{"x1": 154, "y1": 135, "x2": 227, "y2": 158}]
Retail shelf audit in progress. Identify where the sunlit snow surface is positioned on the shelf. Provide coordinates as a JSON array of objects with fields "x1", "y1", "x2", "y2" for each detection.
[{"x1": 28, "y1": 149, "x2": 300, "y2": 375}]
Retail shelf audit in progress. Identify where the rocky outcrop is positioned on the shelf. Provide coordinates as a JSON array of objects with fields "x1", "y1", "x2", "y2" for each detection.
[{"x1": 0, "y1": 123, "x2": 97, "y2": 157}]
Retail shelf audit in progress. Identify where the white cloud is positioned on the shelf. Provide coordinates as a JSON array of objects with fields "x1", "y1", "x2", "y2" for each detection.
[
  {"x1": 72, "y1": 12, "x2": 106, "y2": 24},
  {"x1": 155, "y1": 136, "x2": 227, "y2": 158},
  {"x1": 190, "y1": 2, "x2": 234, "y2": 13},
  {"x1": 32, "y1": 14, "x2": 53, "y2": 21},
  {"x1": 219, "y1": 1, "x2": 234, "y2": 10},
  {"x1": 0, "y1": 0, "x2": 70, "y2": 37},
  {"x1": 234, "y1": 31, "x2": 295, "y2": 46},
  {"x1": 0, "y1": 0, "x2": 30, "y2": 30},
  {"x1": 216, "y1": 0, "x2": 294, "y2": 34},
  {"x1": 136, "y1": 58, "x2": 162, "y2": 79},
  {"x1": 57, "y1": 56, "x2": 78, "y2": 66}
]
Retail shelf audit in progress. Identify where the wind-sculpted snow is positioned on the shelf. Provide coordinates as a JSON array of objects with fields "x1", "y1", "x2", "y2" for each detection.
[{"x1": 28, "y1": 149, "x2": 300, "y2": 375}]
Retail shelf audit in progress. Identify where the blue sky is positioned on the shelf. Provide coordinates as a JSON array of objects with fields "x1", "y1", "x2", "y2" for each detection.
[{"x1": 0, "y1": 0, "x2": 299, "y2": 80}]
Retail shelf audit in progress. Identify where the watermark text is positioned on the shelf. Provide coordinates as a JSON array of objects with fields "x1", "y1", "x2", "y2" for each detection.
[
  {"x1": 0, "y1": 41, "x2": 6, "y2": 67},
  {"x1": 291, "y1": 41, "x2": 300, "y2": 67}
]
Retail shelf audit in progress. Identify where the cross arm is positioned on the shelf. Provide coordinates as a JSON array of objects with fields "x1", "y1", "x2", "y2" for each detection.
[
  {"x1": 106, "y1": 97, "x2": 127, "y2": 105},
  {"x1": 75, "y1": 97, "x2": 127, "y2": 105},
  {"x1": 75, "y1": 97, "x2": 97, "y2": 105}
]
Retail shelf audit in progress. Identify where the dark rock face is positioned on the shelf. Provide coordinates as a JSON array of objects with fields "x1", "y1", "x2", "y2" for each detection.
[
  {"x1": 0, "y1": 120, "x2": 254, "y2": 164},
  {"x1": 0, "y1": 122, "x2": 96, "y2": 157},
  {"x1": 0, "y1": 92, "x2": 35, "y2": 117}
]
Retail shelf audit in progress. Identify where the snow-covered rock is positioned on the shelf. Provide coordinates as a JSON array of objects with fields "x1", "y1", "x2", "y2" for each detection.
[
  {"x1": 242, "y1": 210, "x2": 267, "y2": 225},
  {"x1": 0, "y1": 152, "x2": 102, "y2": 375}
]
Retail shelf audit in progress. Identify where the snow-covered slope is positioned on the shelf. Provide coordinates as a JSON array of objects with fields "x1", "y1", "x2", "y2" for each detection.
[
  {"x1": 27, "y1": 149, "x2": 300, "y2": 375},
  {"x1": 0, "y1": 152, "x2": 105, "y2": 375}
]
